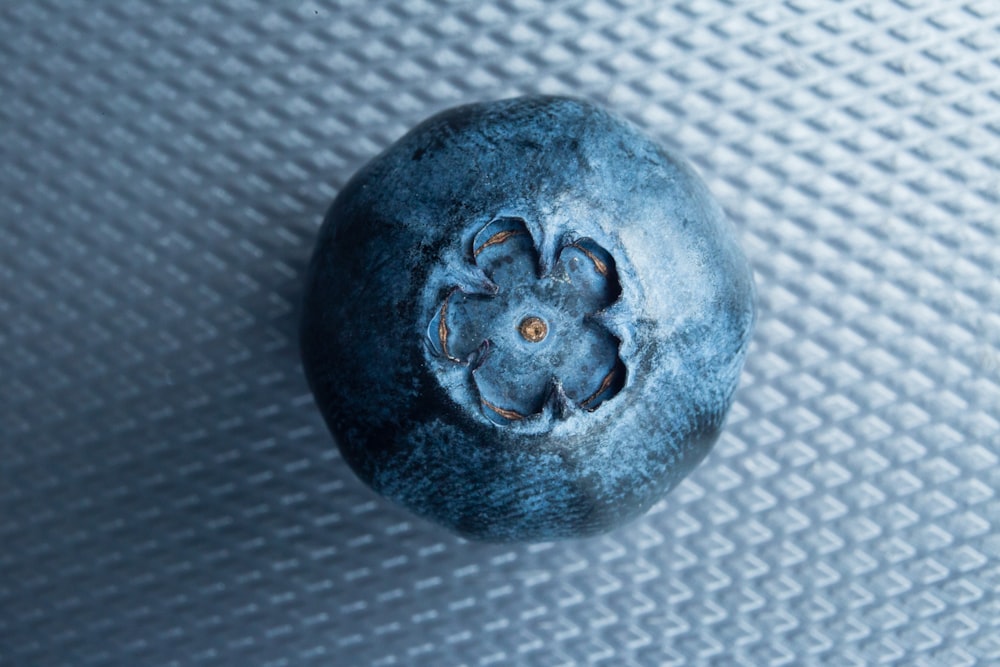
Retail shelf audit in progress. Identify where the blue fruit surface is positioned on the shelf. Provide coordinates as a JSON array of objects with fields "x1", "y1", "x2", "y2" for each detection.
[{"x1": 301, "y1": 96, "x2": 755, "y2": 541}]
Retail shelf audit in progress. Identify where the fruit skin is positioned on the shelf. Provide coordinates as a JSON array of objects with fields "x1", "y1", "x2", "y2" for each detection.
[{"x1": 301, "y1": 96, "x2": 755, "y2": 541}]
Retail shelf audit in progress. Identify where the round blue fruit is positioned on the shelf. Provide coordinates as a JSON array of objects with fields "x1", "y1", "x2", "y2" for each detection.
[{"x1": 301, "y1": 96, "x2": 755, "y2": 541}]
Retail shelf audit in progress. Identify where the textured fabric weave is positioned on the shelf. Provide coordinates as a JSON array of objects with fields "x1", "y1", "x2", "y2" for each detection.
[{"x1": 1, "y1": 1, "x2": 998, "y2": 665}]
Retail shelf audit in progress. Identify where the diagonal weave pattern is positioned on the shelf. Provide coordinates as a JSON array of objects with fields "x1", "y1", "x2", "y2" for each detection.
[{"x1": 1, "y1": 1, "x2": 998, "y2": 665}]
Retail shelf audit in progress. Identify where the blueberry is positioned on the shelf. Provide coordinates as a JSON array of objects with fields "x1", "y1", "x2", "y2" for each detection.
[{"x1": 301, "y1": 96, "x2": 755, "y2": 541}]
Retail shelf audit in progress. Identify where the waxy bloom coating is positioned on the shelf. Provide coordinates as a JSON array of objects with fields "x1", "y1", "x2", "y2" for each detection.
[{"x1": 301, "y1": 96, "x2": 755, "y2": 541}]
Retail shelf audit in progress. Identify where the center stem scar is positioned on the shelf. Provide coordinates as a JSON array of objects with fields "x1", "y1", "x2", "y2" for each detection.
[{"x1": 518, "y1": 316, "x2": 548, "y2": 342}]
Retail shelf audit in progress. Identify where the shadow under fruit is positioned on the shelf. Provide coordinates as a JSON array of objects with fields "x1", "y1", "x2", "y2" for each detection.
[{"x1": 301, "y1": 96, "x2": 755, "y2": 541}]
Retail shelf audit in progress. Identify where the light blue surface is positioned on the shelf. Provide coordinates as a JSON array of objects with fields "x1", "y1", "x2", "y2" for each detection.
[{"x1": 1, "y1": 1, "x2": 998, "y2": 665}]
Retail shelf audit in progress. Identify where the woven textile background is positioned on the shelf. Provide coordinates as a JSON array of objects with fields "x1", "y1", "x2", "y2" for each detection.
[{"x1": 1, "y1": 1, "x2": 998, "y2": 665}]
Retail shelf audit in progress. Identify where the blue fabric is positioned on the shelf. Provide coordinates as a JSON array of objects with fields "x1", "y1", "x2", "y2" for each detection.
[{"x1": 1, "y1": 1, "x2": 997, "y2": 664}]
